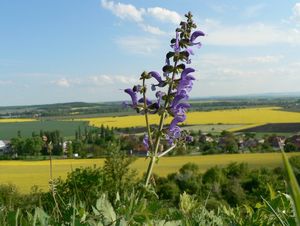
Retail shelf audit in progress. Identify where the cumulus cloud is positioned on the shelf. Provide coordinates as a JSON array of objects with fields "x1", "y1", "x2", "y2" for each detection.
[
  {"x1": 139, "y1": 24, "x2": 166, "y2": 35},
  {"x1": 201, "y1": 20, "x2": 300, "y2": 46},
  {"x1": 248, "y1": 55, "x2": 284, "y2": 63},
  {"x1": 147, "y1": 7, "x2": 182, "y2": 24},
  {"x1": 52, "y1": 78, "x2": 71, "y2": 88},
  {"x1": 88, "y1": 75, "x2": 137, "y2": 86},
  {"x1": 90, "y1": 75, "x2": 114, "y2": 85},
  {"x1": 115, "y1": 36, "x2": 161, "y2": 54},
  {"x1": 292, "y1": 3, "x2": 300, "y2": 21},
  {"x1": 101, "y1": 0, "x2": 145, "y2": 22},
  {"x1": 101, "y1": 1, "x2": 181, "y2": 36},
  {"x1": 190, "y1": 53, "x2": 300, "y2": 97}
]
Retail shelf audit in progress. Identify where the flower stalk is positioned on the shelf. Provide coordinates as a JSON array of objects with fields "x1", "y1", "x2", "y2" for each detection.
[{"x1": 123, "y1": 12, "x2": 204, "y2": 188}]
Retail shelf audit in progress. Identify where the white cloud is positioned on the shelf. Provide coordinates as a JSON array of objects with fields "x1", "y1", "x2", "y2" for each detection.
[
  {"x1": 248, "y1": 55, "x2": 284, "y2": 63},
  {"x1": 115, "y1": 36, "x2": 161, "y2": 54},
  {"x1": 292, "y1": 3, "x2": 300, "y2": 21},
  {"x1": 190, "y1": 53, "x2": 300, "y2": 97},
  {"x1": 139, "y1": 24, "x2": 166, "y2": 35},
  {"x1": 147, "y1": 7, "x2": 182, "y2": 24},
  {"x1": 201, "y1": 20, "x2": 300, "y2": 46},
  {"x1": 101, "y1": 0, "x2": 145, "y2": 22},
  {"x1": 90, "y1": 75, "x2": 114, "y2": 85},
  {"x1": 88, "y1": 75, "x2": 137, "y2": 86},
  {"x1": 101, "y1": 1, "x2": 181, "y2": 36},
  {"x1": 52, "y1": 78, "x2": 71, "y2": 88}
]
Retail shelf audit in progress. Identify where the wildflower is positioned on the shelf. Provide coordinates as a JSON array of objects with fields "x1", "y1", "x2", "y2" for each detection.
[
  {"x1": 149, "y1": 71, "x2": 166, "y2": 91},
  {"x1": 190, "y1": 30, "x2": 205, "y2": 47},
  {"x1": 143, "y1": 134, "x2": 149, "y2": 150},
  {"x1": 124, "y1": 88, "x2": 138, "y2": 108}
]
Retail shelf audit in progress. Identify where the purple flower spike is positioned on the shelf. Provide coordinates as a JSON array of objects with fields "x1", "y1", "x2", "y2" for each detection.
[
  {"x1": 124, "y1": 88, "x2": 137, "y2": 107},
  {"x1": 138, "y1": 97, "x2": 152, "y2": 106},
  {"x1": 143, "y1": 134, "x2": 149, "y2": 150},
  {"x1": 190, "y1": 30, "x2": 205, "y2": 43}
]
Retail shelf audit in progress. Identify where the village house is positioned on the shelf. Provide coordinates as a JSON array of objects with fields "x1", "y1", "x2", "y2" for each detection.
[
  {"x1": 0, "y1": 140, "x2": 11, "y2": 155},
  {"x1": 267, "y1": 135, "x2": 286, "y2": 150},
  {"x1": 285, "y1": 135, "x2": 300, "y2": 150}
]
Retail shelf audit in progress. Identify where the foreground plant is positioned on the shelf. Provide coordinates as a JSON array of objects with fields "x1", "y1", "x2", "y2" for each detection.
[{"x1": 124, "y1": 12, "x2": 204, "y2": 187}]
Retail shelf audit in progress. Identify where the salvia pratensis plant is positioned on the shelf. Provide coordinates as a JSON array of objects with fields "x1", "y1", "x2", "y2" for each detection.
[{"x1": 124, "y1": 12, "x2": 205, "y2": 187}]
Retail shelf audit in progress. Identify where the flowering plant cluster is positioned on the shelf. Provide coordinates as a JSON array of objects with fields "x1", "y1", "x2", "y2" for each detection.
[{"x1": 124, "y1": 12, "x2": 204, "y2": 186}]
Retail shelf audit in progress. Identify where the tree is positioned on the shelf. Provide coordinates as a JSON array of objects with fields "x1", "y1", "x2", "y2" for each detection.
[
  {"x1": 103, "y1": 145, "x2": 137, "y2": 201},
  {"x1": 24, "y1": 137, "x2": 43, "y2": 156}
]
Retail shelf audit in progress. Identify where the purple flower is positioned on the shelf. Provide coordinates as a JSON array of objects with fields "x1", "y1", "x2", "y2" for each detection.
[
  {"x1": 181, "y1": 68, "x2": 195, "y2": 80},
  {"x1": 143, "y1": 134, "x2": 149, "y2": 150},
  {"x1": 168, "y1": 125, "x2": 181, "y2": 139},
  {"x1": 174, "y1": 31, "x2": 180, "y2": 52},
  {"x1": 185, "y1": 135, "x2": 194, "y2": 142},
  {"x1": 176, "y1": 68, "x2": 196, "y2": 95},
  {"x1": 190, "y1": 30, "x2": 205, "y2": 48},
  {"x1": 169, "y1": 114, "x2": 186, "y2": 130},
  {"x1": 133, "y1": 85, "x2": 142, "y2": 92},
  {"x1": 156, "y1": 91, "x2": 165, "y2": 106},
  {"x1": 138, "y1": 97, "x2": 152, "y2": 106},
  {"x1": 124, "y1": 88, "x2": 137, "y2": 107},
  {"x1": 186, "y1": 48, "x2": 194, "y2": 56},
  {"x1": 149, "y1": 71, "x2": 166, "y2": 91},
  {"x1": 172, "y1": 102, "x2": 190, "y2": 116},
  {"x1": 149, "y1": 71, "x2": 162, "y2": 84},
  {"x1": 171, "y1": 93, "x2": 188, "y2": 108}
]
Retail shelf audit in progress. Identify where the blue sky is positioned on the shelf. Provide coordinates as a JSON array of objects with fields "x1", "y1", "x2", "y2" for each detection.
[{"x1": 0, "y1": 0, "x2": 300, "y2": 106}]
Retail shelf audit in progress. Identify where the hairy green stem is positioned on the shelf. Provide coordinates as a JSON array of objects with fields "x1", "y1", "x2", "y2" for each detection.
[{"x1": 144, "y1": 61, "x2": 178, "y2": 187}]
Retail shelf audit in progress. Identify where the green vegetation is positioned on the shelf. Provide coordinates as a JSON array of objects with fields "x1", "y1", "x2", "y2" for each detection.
[
  {"x1": 0, "y1": 151, "x2": 299, "y2": 225},
  {"x1": 0, "y1": 120, "x2": 90, "y2": 139}
]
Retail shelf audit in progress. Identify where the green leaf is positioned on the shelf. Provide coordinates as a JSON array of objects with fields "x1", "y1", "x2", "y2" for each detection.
[
  {"x1": 96, "y1": 194, "x2": 117, "y2": 225},
  {"x1": 281, "y1": 150, "x2": 300, "y2": 225}
]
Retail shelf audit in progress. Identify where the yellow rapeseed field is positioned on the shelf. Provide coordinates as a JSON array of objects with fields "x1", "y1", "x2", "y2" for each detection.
[
  {"x1": 0, "y1": 118, "x2": 36, "y2": 123},
  {"x1": 1, "y1": 152, "x2": 300, "y2": 193},
  {"x1": 76, "y1": 107, "x2": 300, "y2": 128}
]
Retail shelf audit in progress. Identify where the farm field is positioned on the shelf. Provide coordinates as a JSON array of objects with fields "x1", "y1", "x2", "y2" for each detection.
[
  {"x1": 238, "y1": 123, "x2": 300, "y2": 133},
  {"x1": 75, "y1": 107, "x2": 300, "y2": 129},
  {"x1": 1, "y1": 152, "x2": 300, "y2": 193},
  {"x1": 0, "y1": 118, "x2": 35, "y2": 123},
  {"x1": 0, "y1": 120, "x2": 90, "y2": 139}
]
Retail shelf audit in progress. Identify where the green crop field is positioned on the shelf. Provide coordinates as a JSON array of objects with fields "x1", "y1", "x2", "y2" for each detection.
[
  {"x1": 0, "y1": 152, "x2": 299, "y2": 193},
  {"x1": 0, "y1": 120, "x2": 90, "y2": 139}
]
